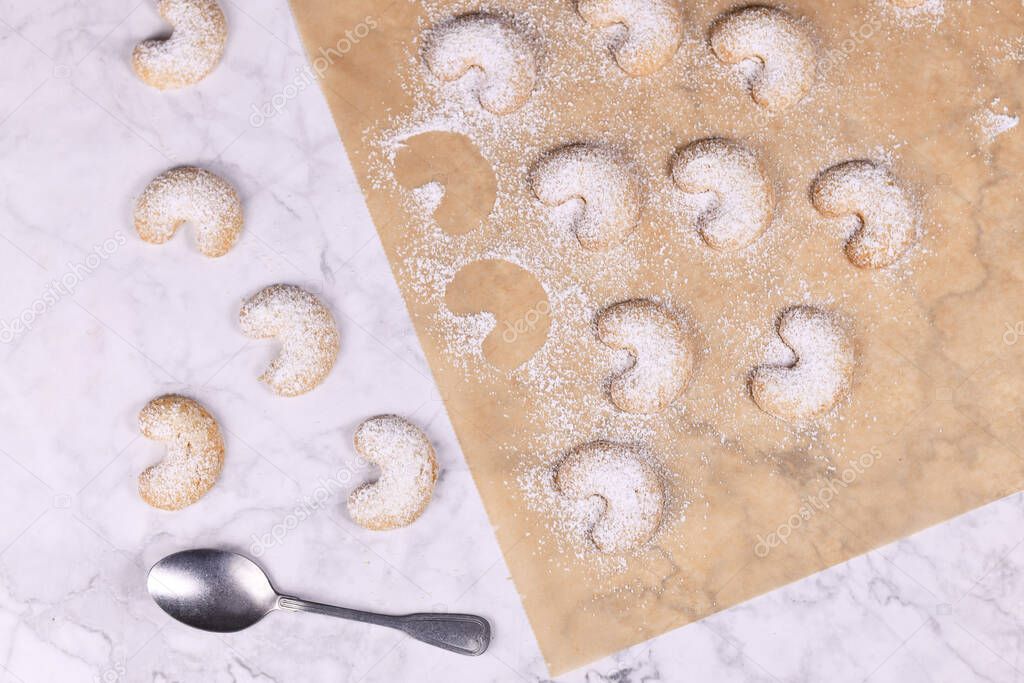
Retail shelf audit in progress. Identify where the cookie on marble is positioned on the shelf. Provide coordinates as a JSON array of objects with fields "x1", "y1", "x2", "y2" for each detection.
[
  {"x1": 132, "y1": 0, "x2": 228, "y2": 90},
  {"x1": 709, "y1": 5, "x2": 815, "y2": 112},
  {"x1": 576, "y1": 0, "x2": 683, "y2": 76},
  {"x1": 749, "y1": 306, "x2": 855, "y2": 421},
  {"x1": 347, "y1": 415, "x2": 439, "y2": 531},
  {"x1": 596, "y1": 299, "x2": 696, "y2": 414},
  {"x1": 134, "y1": 166, "x2": 243, "y2": 257},
  {"x1": 810, "y1": 160, "x2": 919, "y2": 269},
  {"x1": 671, "y1": 137, "x2": 774, "y2": 251},
  {"x1": 555, "y1": 441, "x2": 664, "y2": 554},
  {"x1": 530, "y1": 143, "x2": 642, "y2": 251},
  {"x1": 238, "y1": 284, "x2": 340, "y2": 397},
  {"x1": 138, "y1": 395, "x2": 224, "y2": 511},
  {"x1": 422, "y1": 13, "x2": 537, "y2": 115}
]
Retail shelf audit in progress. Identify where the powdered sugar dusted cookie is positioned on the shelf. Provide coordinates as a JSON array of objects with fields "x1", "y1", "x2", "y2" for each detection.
[
  {"x1": 530, "y1": 143, "x2": 642, "y2": 251},
  {"x1": 422, "y1": 13, "x2": 537, "y2": 115},
  {"x1": 576, "y1": 0, "x2": 683, "y2": 76},
  {"x1": 134, "y1": 166, "x2": 242, "y2": 257},
  {"x1": 749, "y1": 306, "x2": 855, "y2": 422},
  {"x1": 555, "y1": 441, "x2": 664, "y2": 553},
  {"x1": 239, "y1": 284, "x2": 340, "y2": 397},
  {"x1": 132, "y1": 0, "x2": 227, "y2": 90},
  {"x1": 138, "y1": 395, "x2": 224, "y2": 511},
  {"x1": 671, "y1": 138, "x2": 774, "y2": 250},
  {"x1": 347, "y1": 415, "x2": 439, "y2": 531},
  {"x1": 811, "y1": 160, "x2": 919, "y2": 269},
  {"x1": 597, "y1": 299, "x2": 696, "y2": 414},
  {"x1": 709, "y1": 5, "x2": 815, "y2": 112}
]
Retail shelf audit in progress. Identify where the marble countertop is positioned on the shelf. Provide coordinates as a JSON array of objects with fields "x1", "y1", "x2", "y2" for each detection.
[{"x1": 0, "y1": 2, "x2": 1021, "y2": 681}]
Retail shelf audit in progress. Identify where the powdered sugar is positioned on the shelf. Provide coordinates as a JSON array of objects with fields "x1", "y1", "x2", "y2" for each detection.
[
  {"x1": 975, "y1": 100, "x2": 1019, "y2": 144},
  {"x1": 811, "y1": 160, "x2": 920, "y2": 269},
  {"x1": 347, "y1": 415, "x2": 439, "y2": 530},
  {"x1": 554, "y1": 441, "x2": 664, "y2": 554},
  {"x1": 709, "y1": 5, "x2": 816, "y2": 112},
  {"x1": 365, "y1": 0, "x2": 936, "y2": 573},
  {"x1": 671, "y1": 138, "x2": 774, "y2": 251},
  {"x1": 134, "y1": 166, "x2": 243, "y2": 258},
  {"x1": 596, "y1": 299, "x2": 696, "y2": 414},
  {"x1": 238, "y1": 284, "x2": 340, "y2": 397},
  {"x1": 750, "y1": 306, "x2": 856, "y2": 422},
  {"x1": 576, "y1": 0, "x2": 683, "y2": 76},
  {"x1": 422, "y1": 12, "x2": 539, "y2": 115},
  {"x1": 530, "y1": 143, "x2": 642, "y2": 251},
  {"x1": 132, "y1": 0, "x2": 227, "y2": 90},
  {"x1": 137, "y1": 394, "x2": 224, "y2": 511}
]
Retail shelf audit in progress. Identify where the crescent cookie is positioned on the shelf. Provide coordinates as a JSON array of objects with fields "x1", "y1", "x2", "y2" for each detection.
[
  {"x1": 709, "y1": 5, "x2": 815, "y2": 112},
  {"x1": 134, "y1": 166, "x2": 243, "y2": 257},
  {"x1": 138, "y1": 395, "x2": 224, "y2": 511},
  {"x1": 576, "y1": 0, "x2": 683, "y2": 76},
  {"x1": 671, "y1": 138, "x2": 774, "y2": 251},
  {"x1": 749, "y1": 306, "x2": 856, "y2": 421},
  {"x1": 132, "y1": 0, "x2": 228, "y2": 90},
  {"x1": 347, "y1": 415, "x2": 439, "y2": 531},
  {"x1": 530, "y1": 143, "x2": 642, "y2": 251},
  {"x1": 596, "y1": 299, "x2": 696, "y2": 414},
  {"x1": 422, "y1": 13, "x2": 538, "y2": 115},
  {"x1": 555, "y1": 441, "x2": 664, "y2": 554},
  {"x1": 238, "y1": 284, "x2": 340, "y2": 397},
  {"x1": 810, "y1": 160, "x2": 919, "y2": 269}
]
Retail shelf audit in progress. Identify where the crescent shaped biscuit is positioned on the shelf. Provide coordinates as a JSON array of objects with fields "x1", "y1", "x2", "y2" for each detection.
[
  {"x1": 530, "y1": 143, "x2": 642, "y2": 251},
  {"x1": 749, "y1": 306, "x2": 855, "y2": 421},
  {"x1": 132, "y1": 0, "x2": 228, "y2": 90},
  {"x1": 596, "y1": 299, "x2": 697, "y2": 414},
  {"x1": 422, "y1": 13, "x2": 538, "y2": 115},
  {"x1": 238, "y1": 284, "x2": 340, "y2": 397},
  {"x1": 811, "y1": 160, "x2": 919, "y2": 269},
  {"x1": 576, "y1": 0, "x2": 683, "y2": 75},
  {"x1": 138, "y1": 395, "x2": 224, "y2": 511},
  {"x1": 671, "y1": 138, "x2": 774, "y2": 251},
  {"x1": 134, "y1": 166, "x2": 243, "y2": 257},
  {"x1": 709, "y1": 6, "x2": 815, "y2": 112},
  {"x1": 555, "y1": 441, "x2": 664, "y2": 554},
  {"x1": 347, "y1": 415, "x2": 439, "y2": 531}
]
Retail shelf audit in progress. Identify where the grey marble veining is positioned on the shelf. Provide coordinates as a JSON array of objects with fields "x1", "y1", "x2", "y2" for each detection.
[{"x1": 0, "y1": 2, "x2": 1021, "y2": 681}]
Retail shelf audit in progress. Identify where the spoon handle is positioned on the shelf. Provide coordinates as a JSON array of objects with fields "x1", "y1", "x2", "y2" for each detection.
[{"x1": 277, "y1": 596, "x2": 491, "y2": 656}]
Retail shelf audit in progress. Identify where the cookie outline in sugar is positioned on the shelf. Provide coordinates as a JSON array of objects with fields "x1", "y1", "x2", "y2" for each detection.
[
  {"x1": 132, "y1": 0, "x2": 228, "y2": 90},
  {"x1": 708, "y1": 5, "x2": 816, "y2": 112},
  {"x1": 238, "y1": 284, "x2": 340, "y2": 397},
  {"x1": 444, "y1": 259, "x2": 551, "y2": 371},
  {"x1": 596, "y1": 299, "x2": 697, "y2": 414},
  {"x1": 529, "y1": 143, "x2": 643, "y2": 251},
  {"x1": 748, "y1": 306, "x2": 856, "y2": 422},
  {"x1": 554, "y1": 440, "x2": 665, "y2": 554},
  {"x1": 347, "y1": 415, "x2": 439, "y2": 531},
  {"x1": 393, "y1": 131, "x2": 498, "y2": 235},
  {"x1": 576, "y1": 0, "x2": 684, "y2": 76},
  {"x1": 137, "y1": 394, "x2": 225, "y2": 511},
  {"x1": 421, "y1": 12, "x2": 539, "y2": 115},
  {"x1": 134, "y1": 166, "x2": 243, "y2": 258},
  {"x1": 810, "y1": 159, "x2": 920, "y2": 269},
  {"x1": 670, "y1": 137, "x2": 775, "y2": 251}
]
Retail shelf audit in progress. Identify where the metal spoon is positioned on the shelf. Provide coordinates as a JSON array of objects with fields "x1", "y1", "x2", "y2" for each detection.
[{"x1": 147, "y1": 548, "x2": 491, "y2": 656}]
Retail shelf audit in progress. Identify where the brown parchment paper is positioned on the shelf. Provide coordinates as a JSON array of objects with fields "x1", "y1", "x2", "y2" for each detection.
[{"x1": 288, "y1": 0, "x2": 1024, "y2": 674}]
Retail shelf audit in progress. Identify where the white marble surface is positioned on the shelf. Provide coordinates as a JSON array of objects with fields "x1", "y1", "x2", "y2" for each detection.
[{"x1": 0, "y1": 2, "x2": 1022, "y2": 681}]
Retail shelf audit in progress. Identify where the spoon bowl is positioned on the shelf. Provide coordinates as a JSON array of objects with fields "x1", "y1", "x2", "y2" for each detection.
[
  {"x1": 148, "y1": 548, "x2": 278, "y2": 633},
  {"x1": 147, "y1": 548, "x2": 491, "y2": 656}
]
